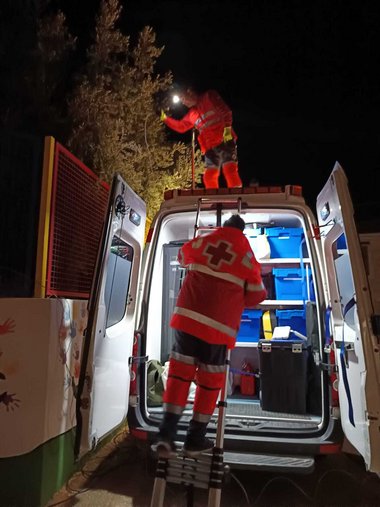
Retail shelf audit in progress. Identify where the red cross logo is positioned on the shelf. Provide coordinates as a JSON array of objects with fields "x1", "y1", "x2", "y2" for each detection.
[{"x1": 203, "y1": 240, "x2": 236, "y2": 269}]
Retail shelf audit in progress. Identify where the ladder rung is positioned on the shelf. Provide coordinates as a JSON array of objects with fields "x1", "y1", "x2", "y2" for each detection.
[
  {"x1": 166, "y1": 464, "x2": 222, "y2": 479},
  {"x1": 151, "y1": 350, "x2": 232, "y2": 506},
  {"x1": 169, "y1": 457, "x2": 213, "y2": 466},
  {"x1": 165, "y1": 475, "x2": 210, "y2": 490},
  {"x1": 167, "y1": 463, "x2": 212, "y2": 475}
]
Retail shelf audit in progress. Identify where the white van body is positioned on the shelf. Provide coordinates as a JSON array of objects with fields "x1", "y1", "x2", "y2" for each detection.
[{"x1": 77, "y1": 162, "x2": 380, "y2": 475}]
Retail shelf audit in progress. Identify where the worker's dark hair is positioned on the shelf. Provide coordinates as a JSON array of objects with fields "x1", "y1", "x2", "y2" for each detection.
[
  {"x1": 172, "y1": 80, "x2": 200, "y2": 96},
  {"x1": 223, "y1": 214, "x2": 245, "y2": 232}
]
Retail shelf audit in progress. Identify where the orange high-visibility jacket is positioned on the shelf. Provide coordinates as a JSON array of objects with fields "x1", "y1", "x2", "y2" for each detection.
[
  {"x1": 170, "y1": 226, "x2": 267, "y2": 348},
  {"x1": 164, "y1": 90, "x2": 237, "y2": 153}
]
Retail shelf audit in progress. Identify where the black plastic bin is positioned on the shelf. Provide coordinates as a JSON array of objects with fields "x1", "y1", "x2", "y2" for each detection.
[{"x1": 258, "y1": 339, "x2": 308, "y2": 414}]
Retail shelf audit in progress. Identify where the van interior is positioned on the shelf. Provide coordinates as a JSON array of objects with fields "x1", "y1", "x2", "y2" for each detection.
[{"x1": 144, "y1": 205, "x2": 328, "y2": 436}]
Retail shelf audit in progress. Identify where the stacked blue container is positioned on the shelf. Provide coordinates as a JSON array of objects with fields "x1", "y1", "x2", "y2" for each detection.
[
  {"x1": 266, "y1": 227, "x2": 304, "y2": 258},
  {"x1": 275, "y1": 309, "x2": 307, "y2": 337},
  {"x1": 272, "y1": 267, "x2": 313, "y2": 300},
  {"x1": 236, "y1": 309, "x2": 263, "y2": 343}
]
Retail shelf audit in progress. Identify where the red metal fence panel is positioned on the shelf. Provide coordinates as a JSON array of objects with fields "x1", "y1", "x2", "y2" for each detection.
[{"x1": 46, "y1": 143, "x2": 109, "y2": 298}]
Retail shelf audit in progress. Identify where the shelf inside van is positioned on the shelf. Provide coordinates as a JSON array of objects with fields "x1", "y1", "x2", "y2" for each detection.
[
  {"x1": 259, "y1": 300, "x2": 306, "y2": 309},
  {"x1": 259, "y1": 258, "x2": 311, "y2": 265},
  {"x1": 235, "y1": 341, "x2": 260, "y2": 348}
]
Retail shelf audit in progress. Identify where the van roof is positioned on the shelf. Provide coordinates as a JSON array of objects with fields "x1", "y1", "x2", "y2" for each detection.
[{"x1": 160, "y1": 186, "x2": 306, "y2": 211}]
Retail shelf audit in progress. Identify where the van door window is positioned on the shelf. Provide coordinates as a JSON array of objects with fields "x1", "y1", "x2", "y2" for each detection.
[
  {"x1": 332, "y1": 233, "x2": 356, "y2": 328},
  {"x1": 104, "y1": 235, "x2": 134, "y2": 328}
]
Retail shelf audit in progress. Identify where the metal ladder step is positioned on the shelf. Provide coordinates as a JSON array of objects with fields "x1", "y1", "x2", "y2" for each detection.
[
  {"x1": 157, "y1": 453, "x2": 215, "y2": 490},
  {"x1": 150, "y1": 350, "x2": 231, "y2": 507},
  {"x1": 224, "y1": 451, "x2": 315, "y2": 474}
]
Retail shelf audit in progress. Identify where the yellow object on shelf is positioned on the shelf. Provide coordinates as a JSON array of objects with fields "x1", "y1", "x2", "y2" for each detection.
[{"x1": 263, "y1": 310, "x2": 276, "y2": 339}]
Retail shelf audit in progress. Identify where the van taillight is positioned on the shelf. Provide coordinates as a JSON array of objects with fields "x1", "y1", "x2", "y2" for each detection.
[
  {"x1": 145, "y1": 227, "x2": 153, "y2": 243},
  {"x1": 319, "y1": 443, "x2": 342, "y2": 455},
  {"x1": 130, "y1": 332, "x2": 140, "y2": 396},
  {"x1": 290, "y1": 185, "x2": 303, "y2": 196}
]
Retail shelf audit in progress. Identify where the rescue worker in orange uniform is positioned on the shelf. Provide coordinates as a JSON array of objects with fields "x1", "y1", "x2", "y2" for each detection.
[
  {"x1": 160, "y1": 87, "x2": 243, "y2": 189},
  {"x1": 152, "y1": 215, "x2": 267, "y2": 458}
]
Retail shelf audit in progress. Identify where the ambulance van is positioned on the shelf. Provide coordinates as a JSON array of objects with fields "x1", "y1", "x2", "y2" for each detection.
[{"x1": 77, "y1": 162, "x2": 380, "y2": 475}]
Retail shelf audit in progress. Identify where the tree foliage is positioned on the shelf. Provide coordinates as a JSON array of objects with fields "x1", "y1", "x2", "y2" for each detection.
[
  {"x1": 0, "y1": 0, "x2": 203, "y2": 219},
  {"x1": 0, "y1": 1, "x2": 76, "y2": 137},
  {"x1": 67, "y1": 0, "x2": 202, "y2": 219}
]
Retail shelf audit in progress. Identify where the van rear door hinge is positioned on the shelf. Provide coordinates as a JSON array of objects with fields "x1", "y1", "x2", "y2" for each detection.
[
  {"x1": 128, "y1": 355, "x2": 148, "y2": 366},
  {"x1": 371, "y1": 315, "x2": 380, "y2": 339},
  {"x1": 319, "y1": 362, "x2": 338, "y2": 373}
]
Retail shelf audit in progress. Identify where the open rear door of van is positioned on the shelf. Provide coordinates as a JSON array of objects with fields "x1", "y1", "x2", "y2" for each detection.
[
  {"x1": 316, "y1": 162, "x2": 380, "y2": 473},
  {"x1": 75, "y1": 173, "x2": 146, "y2": 458}
]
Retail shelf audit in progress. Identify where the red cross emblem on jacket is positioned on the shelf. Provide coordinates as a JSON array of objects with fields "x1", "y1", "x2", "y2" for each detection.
[
  {"x1": 170, "y1": 226, "x2": 267, "y2": 349},
  {"x1": 203, "y1": 240, "x2": 236, "y2": 269}
]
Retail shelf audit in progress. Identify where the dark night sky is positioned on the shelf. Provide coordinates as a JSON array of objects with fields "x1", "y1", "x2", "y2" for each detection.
[{"x1": 66, "y1": 0, "x2": 380, "y2": 222}]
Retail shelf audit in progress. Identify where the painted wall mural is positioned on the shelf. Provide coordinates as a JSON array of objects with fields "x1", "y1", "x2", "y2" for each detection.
[
  {"x1": 0, "y1": 298, "x2": 87, "y2": 458},
  {"x1": 0, "y1": 318, "x2": 20, "y2": 411}
]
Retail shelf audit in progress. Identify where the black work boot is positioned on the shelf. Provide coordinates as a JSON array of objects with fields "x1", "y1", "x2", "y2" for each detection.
[
  {"x1": 151, "y1": 412, "x2": 181, "y2": 459},
  {"x1": 183, "y1": 420, "x2": 214, "y2": 457}
]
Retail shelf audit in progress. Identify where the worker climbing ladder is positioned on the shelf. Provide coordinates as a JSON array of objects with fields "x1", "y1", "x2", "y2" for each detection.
[
  {"x1": 150, "y1": 197, "x2": 245, "y2": 506},
  {"x1": 150, "y1": 349, "x2": 231, "y2": 507}
]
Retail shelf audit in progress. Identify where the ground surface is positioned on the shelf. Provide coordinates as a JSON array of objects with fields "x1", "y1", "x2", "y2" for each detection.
[{"x1": 47, "y1": 428, "x2": 380, "y2": 507}]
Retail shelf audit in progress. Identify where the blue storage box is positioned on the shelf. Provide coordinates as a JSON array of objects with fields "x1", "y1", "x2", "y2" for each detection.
[
  {"x1": 237, "y1": 309, "x2": 262, "y2": 343},
  {"x1": 266, "y1": 227, "x2": 304, "y2": 258},
  {"x1": 275, "y1": 309, "x2": 307, "y2": 337},
  {"x1": 273, "y1": 267, "x2": 312, "y2": 300}
]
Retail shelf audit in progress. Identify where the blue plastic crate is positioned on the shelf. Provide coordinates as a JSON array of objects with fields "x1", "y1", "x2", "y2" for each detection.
[
  {"x1": 237, "y1": 309, "x2": 262, "y2": 343},
  {"x1": 273, "y1": 267, "x2": 312, "y2": 300},
  {"x1": 266, "y1": 227, "x2": 304, "y2": 258},
  {"x1": 275, "y1": 309, "x2": 307, "y2": 337}
]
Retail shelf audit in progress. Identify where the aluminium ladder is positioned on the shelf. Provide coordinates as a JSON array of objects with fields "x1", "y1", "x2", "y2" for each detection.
[
  {"x1": 150, "y1": 349, "x2": 231, "y2": 507},
  {"x1": 193, "y1": 196, "x2": 242, "y2": 238}
]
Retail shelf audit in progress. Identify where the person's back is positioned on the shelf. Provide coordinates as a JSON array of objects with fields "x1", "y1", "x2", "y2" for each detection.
[
  {"x1": 171, "y1": 217, "x2": 266, "y2": 349},
  {"x1": 152, "y1": 214, "x2": 266, "y2": 458}
]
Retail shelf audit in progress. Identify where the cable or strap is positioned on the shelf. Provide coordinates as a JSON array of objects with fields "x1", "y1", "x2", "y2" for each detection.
[
  {"x1": 299, "y1": 234, "x2": 308, "y2": 307},
  {"x1": 230, "y1": 367, "x2": 257, "y2": 377},
  {"x1": 325, "y1": 306, "x2": 332, "y2": 349},
  {"x1": 339, "y1": 297, "x2": 356, "y2": 427}
]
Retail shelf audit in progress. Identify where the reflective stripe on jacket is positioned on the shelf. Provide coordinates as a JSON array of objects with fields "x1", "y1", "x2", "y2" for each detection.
[
  {"x1": 164, "y1": 90, "x2": 237, "y2": 153},
  {"x1": 170, "y1": 227, "x2": 267, "y2": 348}
]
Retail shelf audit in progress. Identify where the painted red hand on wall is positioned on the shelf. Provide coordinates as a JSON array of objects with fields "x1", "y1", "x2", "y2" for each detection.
[
  {"x1": 0, "y1": 319, "x2": 15, "y2": 335},
  {"x1": 0, "y1": 318, "x2": 20, "y2": 411},
  {"x1": 0, "y1": 391, "x2": 20, "y2": 411}
]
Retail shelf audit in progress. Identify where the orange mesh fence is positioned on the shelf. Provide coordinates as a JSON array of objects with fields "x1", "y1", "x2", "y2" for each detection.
[{"x1": 46, "y1": 143, "x2": 109, "y2": 298}]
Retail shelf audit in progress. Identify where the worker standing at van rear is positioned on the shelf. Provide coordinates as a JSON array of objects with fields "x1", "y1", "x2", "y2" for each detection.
[
  {"x1": 160, "y1": 87, "x2": 243, "y2": 189},
  {"x1": 152, "y1": 215, "x2": 267, "y2": 458}
]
